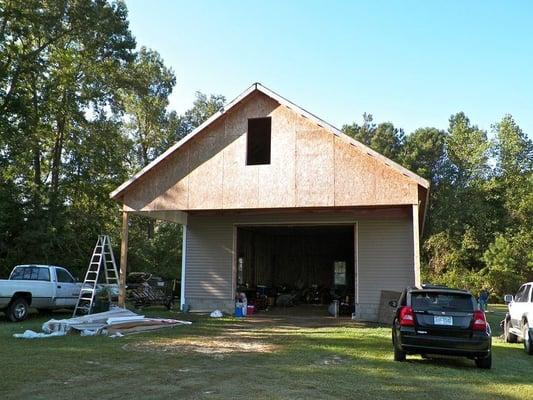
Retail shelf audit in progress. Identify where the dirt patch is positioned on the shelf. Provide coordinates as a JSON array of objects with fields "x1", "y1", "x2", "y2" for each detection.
[{"x1": 123, "y1": 335, "x2": 279, "y2": 355}]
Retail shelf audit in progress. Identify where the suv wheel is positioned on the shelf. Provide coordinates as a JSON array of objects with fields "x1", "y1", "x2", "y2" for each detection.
[
  {"x1": 7, "y1": 297, "x2": 29, "y2": 322},
  {"x1": 523, "y1": 323, "x2": 533, "y2": 355},
  {"x1": 504, "y1": 318, "x2": 518, "y2": 343},
  {"x1": 392, "y1": 332, "x2": 406, "y2": 361},
  {"x1": 394, "y1": 345, "x2": 406, "y2": 361},
  {"x1": 474, "y1": 353, "x2": 492, "y2": 369}
]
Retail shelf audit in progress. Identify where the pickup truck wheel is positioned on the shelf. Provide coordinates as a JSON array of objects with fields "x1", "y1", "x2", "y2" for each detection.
[
  {"x1": 474, "y1": 353, "x2": 492, "y2": 369},
  {"x1": 504, "y1": 318, "x2": 518, "y2": 343},
  {"x1": 523, "y1": 323, "x2": 533, "y2": 355},
  {"x1": 7, "y1": 297, "x2": 29, "y2": 322}
]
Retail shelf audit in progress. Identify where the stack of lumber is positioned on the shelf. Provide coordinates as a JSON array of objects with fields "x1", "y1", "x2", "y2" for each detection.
[
  {"x1": 41, "y1": 307, "x2": 191, "y2": 337},
  {"x1": 105, "y1": 316, "x2": 188, "y2": 335}
]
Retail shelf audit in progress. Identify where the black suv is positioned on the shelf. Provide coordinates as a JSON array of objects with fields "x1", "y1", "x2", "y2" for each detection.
[{"x1": 390, "y1": 285, "x2": 492, "y2": 369}]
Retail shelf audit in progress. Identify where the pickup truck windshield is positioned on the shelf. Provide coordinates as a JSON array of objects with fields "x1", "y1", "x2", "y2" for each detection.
[
  {"x1": 10, "y1": 266, "x2": 51, "y2": 282},
  {"x1": 411, "y1": 292, "x2": 474, "y2": 312}
]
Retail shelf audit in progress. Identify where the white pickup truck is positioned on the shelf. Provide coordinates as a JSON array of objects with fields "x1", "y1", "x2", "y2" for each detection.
[
  {"x1": 503, "y1": 282, "x2": 533, "y2": 355},
  {"x1": 0, "y1": 265, "x2": 81, "y2": 322}
]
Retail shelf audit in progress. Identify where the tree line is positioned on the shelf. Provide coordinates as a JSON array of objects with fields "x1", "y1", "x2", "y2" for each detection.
[
  {"x1": 343, "y1": 113, "x2": 532, "y2": 297},
  {"x1": 0, "y1": 0, "x2": 223, "y2": 279},
  {"x1": 1, "y1": 1, "x2": 531, "y2": 298}
]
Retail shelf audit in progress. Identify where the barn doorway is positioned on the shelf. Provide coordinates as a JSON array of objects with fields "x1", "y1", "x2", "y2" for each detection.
[{"x1": 235, "y1": 224, "x2": 356, "y2": 317}]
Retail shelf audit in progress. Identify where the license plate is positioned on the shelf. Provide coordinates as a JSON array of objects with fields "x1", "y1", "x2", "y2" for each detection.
[{"x1": 434, "y1": 316, "x2": 453, "y2": 325}]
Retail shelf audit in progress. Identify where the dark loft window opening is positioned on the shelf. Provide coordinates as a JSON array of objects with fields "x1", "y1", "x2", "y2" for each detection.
[{"x1": 246, "y1": 117, "x2": 271, "y2": 165}]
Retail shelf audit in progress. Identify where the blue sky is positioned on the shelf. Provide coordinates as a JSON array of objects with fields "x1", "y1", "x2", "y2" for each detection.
[{"x1": 126, "y1": 1, "x2": 533, "y2": 137}]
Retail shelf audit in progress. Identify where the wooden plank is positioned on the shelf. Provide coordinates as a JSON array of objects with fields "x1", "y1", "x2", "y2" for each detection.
[
  {"x1": 221, "y1": 94, "x2": 270, "y2": 209},
  {"x1": 187, "y1": 205, "x2": 411, "y2": 218},
  {"x1": 153, "y1": 151, "x2": 189, "y2": 210},
  {"x1": 333, "y1": 137, "x2": 377, "y2": 205},
  {"x1": 187, "y1": 120, "x2": 225, "y2": 209},
  {"x1": 412, "y1": 204, "x2": 421, "y2": 286},
  {"x1": 334, "y1": 136, "x2": 418, "y2": 206},
  {"x1": 122, "y1": 150, "x2": 189, "y2": 211},
  {"x1": 377, "y1": 290, "x2": 402, "y2": 324},
  {"x1": 180, "y1": 224, "x2": 187, "y2": 310},
  {"x1": 118, "y1": 211, "x2": 129, "y2": 307},
  {"x1": 257, "y1": 104, "x2": 296, "y2": 208},
  {"x1": 110, "y1": 84, "x2": 260, "y2": 199},
  {"x1": 372, "y1": 159, "x2": 418, "y2": 204},
  {"x1": 295, "y1": 128, "x2": 335, "y2": 207}
]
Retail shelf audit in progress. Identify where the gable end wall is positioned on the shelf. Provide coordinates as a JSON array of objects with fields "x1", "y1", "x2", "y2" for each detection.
[{"x1": 122, "y1": 92, "x2": 419, "y2": 212}]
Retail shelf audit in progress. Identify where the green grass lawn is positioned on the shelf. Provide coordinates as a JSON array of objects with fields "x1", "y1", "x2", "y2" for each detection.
[{"x1": 0, "y1": 304, "x2": 531, "y2": 400}]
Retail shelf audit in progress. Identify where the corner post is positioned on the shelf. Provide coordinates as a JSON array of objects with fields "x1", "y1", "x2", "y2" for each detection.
[
  {"x1": 118, "y1": 210, "x2": 129, "y2": 307},
  {"x1": 180, "y1": 224, "x2": 187, "y2": 310},
  {"x1": 412, "y1": 204, "x2": 421, "y2": 286}
]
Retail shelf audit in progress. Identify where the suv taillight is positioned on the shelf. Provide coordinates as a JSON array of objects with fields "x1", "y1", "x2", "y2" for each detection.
[
  {"x1": 472, "y1": 310, "x2": 487, "y2": 331},
  {"x1": 399, "y1": 306, "x2": 415, "y2": 327}
]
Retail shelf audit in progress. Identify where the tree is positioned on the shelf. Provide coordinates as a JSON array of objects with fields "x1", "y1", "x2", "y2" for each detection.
[
  {"x1": 120, "y1": 47, "x2": 176, "y2": 168},
  {"x1": 177, "y1": 92, "x2": 225, "y2": 138},
  {"x1": 438, "y1": 114, "x2": 492, "y2": 266},
  {"x1": 479, "y1": 115, "x2": 533, "y2": 295},
  {"x1": 491, "y1": 115, "x2": 533, "y2": 226},
  {"x1": 446, "y1": 112, "x2": 491, "y2": 185},
  {"x1": 420, "y1": 113, "x2": 532, "y2": 296},
  {"x1": 493, "y1": 115, "x2": 533, "y2": 178},
  {"x1": 342, "y1": 113, "x2": 376, "y2": 145},
  {"x1": 370, "y1": 122, "x2": 405, "y2": 162},
  {"x1": 126, "y1": 91, "x2": 225, "y2": 278},
  {"x1": 483, "y1": 231, "x2": 533, "y2": 294},
  {"x1": 401, "y1": 128, "x2": 450, "y2": 277},
  {"x1": 401, "y1": 127, "x2": 447, "y2": 185},
  {"x1": 0, "y1": 0, "x2": 136, "y2": 277},
  {"x1": 342, "y1": 114, "x2": 404, "y2": 162}
]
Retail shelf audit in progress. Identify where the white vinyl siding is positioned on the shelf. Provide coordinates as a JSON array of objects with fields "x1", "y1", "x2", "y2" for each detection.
[
  {"x1": 184, "y1": 211, "x2": 414, "y2": 320},
  {"x1": 357, "y1": 219, "x2": 414, "y2": 320}
]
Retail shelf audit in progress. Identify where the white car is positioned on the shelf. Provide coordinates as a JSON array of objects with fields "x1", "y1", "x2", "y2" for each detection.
[
  {"x1": 0, "y1": 265, "x2": 81, "y2": 322},
  {"x1": 503, "y1": 282, "x2": 533, "y2": 355}
]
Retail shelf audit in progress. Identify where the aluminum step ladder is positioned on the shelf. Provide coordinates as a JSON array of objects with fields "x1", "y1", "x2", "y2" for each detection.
[{"x1": 73, "y1": 235, "x2": 120, "y2": 316}]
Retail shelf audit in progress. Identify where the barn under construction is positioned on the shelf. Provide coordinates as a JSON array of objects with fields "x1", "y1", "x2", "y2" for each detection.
[{"x1": 110, "y1": 83, "x2": 429, "y2": 321}]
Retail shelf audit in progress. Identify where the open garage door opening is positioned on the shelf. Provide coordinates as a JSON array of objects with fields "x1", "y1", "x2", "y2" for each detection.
[{"x1": 235, "y1": 224, "x2": 356, "y2": 317}]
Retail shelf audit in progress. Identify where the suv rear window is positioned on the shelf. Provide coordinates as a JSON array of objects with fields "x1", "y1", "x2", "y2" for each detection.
[
  {"x1": 10, "y1": 266, "x2": 50, "y2": 282},
  {"x1": 411, "y1": 292, "x2": 474, "y2": 312}
]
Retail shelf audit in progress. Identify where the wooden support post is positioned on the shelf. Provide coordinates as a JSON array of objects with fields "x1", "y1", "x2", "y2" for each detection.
[
  {"x1": 118, "y1": 211, "x2": 129, "y2": 307},
  {"x1": 180, "y1": 224, "x2": 187, "y2": 310},
  {"x1": 412, "y1": 204, "x2": 421, "y2": 287},
  {"x1": 354, "y1": 222, "x2": 359, "y2": 317}
]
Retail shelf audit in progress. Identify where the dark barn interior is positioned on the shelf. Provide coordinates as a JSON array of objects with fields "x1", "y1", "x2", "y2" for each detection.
[{"x1": 236, "y1": 224, "x2": 355, "y2": 314}]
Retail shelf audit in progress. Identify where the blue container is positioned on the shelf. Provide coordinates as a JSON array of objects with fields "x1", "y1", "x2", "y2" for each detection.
[{"x1": 235, "y1": 305, "x2": 244, "y2": 317}]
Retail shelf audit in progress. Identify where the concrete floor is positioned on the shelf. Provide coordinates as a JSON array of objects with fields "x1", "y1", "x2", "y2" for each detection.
[{"x1": 245, "y1": 304, "x2": 364, "y2": 328}]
